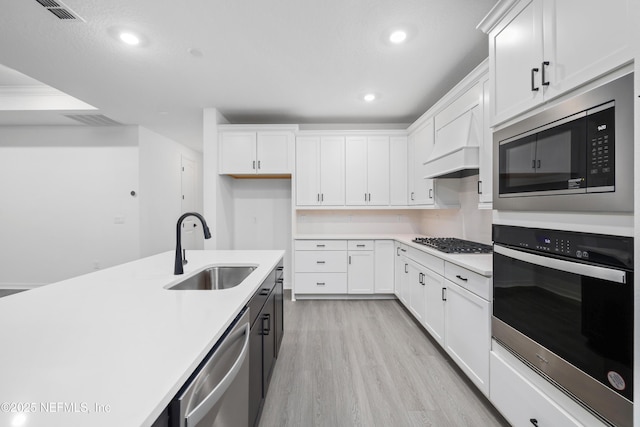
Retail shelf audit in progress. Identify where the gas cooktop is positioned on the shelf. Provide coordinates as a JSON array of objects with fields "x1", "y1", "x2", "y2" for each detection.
[{"x1": 412, "y1": 237, "x2": 493, "y2": 254}]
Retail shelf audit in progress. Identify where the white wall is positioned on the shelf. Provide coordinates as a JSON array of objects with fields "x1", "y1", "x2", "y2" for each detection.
[
  {"x1": 203, "y1": 108, "x2": 233, "y2": 249},
  {"x1": 419, "y1": 176, "x2": 493, "y2": 244},
  {"x1": 0, "y1": 126, "x2": 140, "y2": 287},
  {"x1": 232, "y1": 179, "x2": 292, "y2": 287},
  {"x1": 139, "y1": 127, "x2": 203, "y2": 257}
]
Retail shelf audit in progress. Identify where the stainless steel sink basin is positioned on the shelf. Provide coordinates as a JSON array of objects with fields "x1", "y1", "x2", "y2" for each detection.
[{"x1": 168, "y1": 266, "x2": 256, "y2": 290}]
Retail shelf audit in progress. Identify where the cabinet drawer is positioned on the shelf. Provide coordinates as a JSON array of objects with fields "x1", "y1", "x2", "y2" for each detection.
[
  {"x1": 295, "y1": 273, "x2": 347, "y2": 294},
  {"x1": 295, "y1": 251, "x2": 347, "y2": 272},
  {"x1": 295, "y1": 240, "x2": 347, "y2": 251},
  {"x1": 444, "y1": 261, "x2": 491, "y2": 301},
  {"x1": 347, "y1": 240, "x2": 374, "y2": 251},
  {"x1": 406, "y1": 247, "x2": 445, "y2": 276},
  {"x1": 490, "y1": 352, "x2": 583, "y2": 427}
]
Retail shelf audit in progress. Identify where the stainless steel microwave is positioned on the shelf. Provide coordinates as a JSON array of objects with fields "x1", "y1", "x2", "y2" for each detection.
[{"x1": 493, "y1": 73, "x2": 633, "y2": 212}]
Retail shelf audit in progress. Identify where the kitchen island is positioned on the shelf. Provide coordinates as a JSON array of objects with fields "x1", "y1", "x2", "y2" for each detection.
[{"x1": 0, "y1": 250, "x2": 284, "y2": 427}]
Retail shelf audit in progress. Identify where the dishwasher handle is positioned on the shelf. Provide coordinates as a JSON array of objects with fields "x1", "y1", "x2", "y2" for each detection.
[{"x1": 185, "y1": 322, "x2": 250, "y2": 427}]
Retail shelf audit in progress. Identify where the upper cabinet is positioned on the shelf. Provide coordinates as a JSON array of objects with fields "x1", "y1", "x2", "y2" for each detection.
[
  {"x1": 345, "y1": 136, "x2": 390, "y2": 206},
  {"x1": 295, "y1": 136, "x2": 345, "y2": 206},
  {"x1": 389, "y1": 136, "x2": 408, "y2": 206},
  {"x1": 478, "y1": 74, "x2": 492, "y2": 207},
  {"x1": 218, "y1": 125, "x2": 297, "y2": 176},
  {"x1": 407, "y1": 119, "x2": 434, "y2": 206},
  {"x1": 480, "y1": 0, "x2": 632, "y2": 126}
]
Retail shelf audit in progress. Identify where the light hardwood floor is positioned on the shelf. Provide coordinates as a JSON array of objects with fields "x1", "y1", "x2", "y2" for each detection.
[{"x1": 259, "y1": 296, "x2": 509, "y2": 427}]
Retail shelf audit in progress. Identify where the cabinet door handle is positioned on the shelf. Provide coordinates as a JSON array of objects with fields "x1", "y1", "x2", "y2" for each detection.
[
  {"x1": 531, "y1": 67, "x2": 540, "y2": 91},
  {"x1": 541, "y1": 61, "x2": 550, "y2": 86},
  {"x1": 317, "y1": 193, "x2": 320, "y2": 202},
  {"x1": 257, "y1": 160, "x2": 261, "y2": 169},
  {"x1": 349, "y1": 255, "x2": 352, "y2": 264},
  {"x1": 397, "y1": 247, "x2": 400, "y2": 256},
  {"x1": 316, "y1": 282, "x2": 326, "y2": 286},
  {"x1": 537, "y1": 160, "x2": 541, "y2": 169},
  {"x1": 368, "y1": 193, "x2": 371, "y2": 202},
  {"x1": 404, "y1": 263, "x2": 408, "y2": 274},
  {"x1": 411, "y1": 191, "x2": 415, "y2": 201},
  {"x1": 316, "y1": 261, "x2": 325, "y2": 264},
  {"x1": 532, "y1": 159, "x2": 536, "y2": 169},
  {"x1": 477, "y1": 180, "x2": 482, "y2": 195},
  {"x1": 455, "y1": 274, "x2": 468, "y2": 282},
  {"x1": 429, "y1": 188, "x2": 433, "y2": 199},
  {"x1": 442, "y1": 287, "x2": 447, "y2": 301},
  {"x1": 530, "y1": 419, "x2": 539, "y2": 427},
  {"x1": 419, "y1": 272, "x2": 425, "y2": 285},
  {"x1": 253, "y1": 160, "x2": 256, "y2": 170},
  {"x1": 321, "y1": 193, "x2": 324, "y2": 202},
  {"x1": 262, "y1": 314, "x2": 271, "y2": 335}
]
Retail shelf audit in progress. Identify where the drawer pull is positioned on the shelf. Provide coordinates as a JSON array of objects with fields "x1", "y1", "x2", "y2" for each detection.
[
  {"x1": 316, "y1": 282, "x2": 326, "y2": 286},
  {"x1": 259, "y1": 288, "x2": 270, "y2": 296},
  {"x1": 316, "y1": 244, "x2": 325, "y2": 248},
  {"x1": 400, "y1": 248, "x2": 407, "y2": 252},
  {"x1": 530, "y1": 419, "x2": 538, "y2": 427},
  {"x1": 356, "y1": 244, "x2": 366, "y2": 247},
  {"x1": 316, "y1": 261, "x2": 326, "y2": 264},
  {"x1": 455, "y1": 274, "x2": 468, "y2": 282}
]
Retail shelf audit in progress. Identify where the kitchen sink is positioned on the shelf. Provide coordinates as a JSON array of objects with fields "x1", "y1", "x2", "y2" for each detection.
[{"x1": 168, "y1": 266, "x2": 256, "y2": 290}]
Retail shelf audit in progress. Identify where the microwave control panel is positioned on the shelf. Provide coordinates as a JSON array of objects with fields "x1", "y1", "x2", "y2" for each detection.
[{"x1": 586, "y1": 104, "x2": 615, "y2": 188}]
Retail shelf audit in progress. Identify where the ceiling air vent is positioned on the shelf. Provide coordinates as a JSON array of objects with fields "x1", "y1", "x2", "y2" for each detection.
[
  {"x1": 64, "y1": 114, "x2": 123, "y2": 126},
  {"x1": 35, "y1": 0, "x2": 85, "y2": 21}
]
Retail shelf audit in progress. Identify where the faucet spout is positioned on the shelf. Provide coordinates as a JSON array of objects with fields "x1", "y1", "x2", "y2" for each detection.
[{"x1": 174, "y1": 212, "x2": 212, "y2": 275}]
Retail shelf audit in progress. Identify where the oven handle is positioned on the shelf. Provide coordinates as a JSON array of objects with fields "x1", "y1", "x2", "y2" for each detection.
[{"x1": 494, "y1": 245, "x2": 627, "y2": 284}]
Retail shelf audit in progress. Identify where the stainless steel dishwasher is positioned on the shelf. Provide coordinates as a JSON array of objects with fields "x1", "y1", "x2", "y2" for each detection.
[{"x1": 172, "y1": 309, "x2": 250, "y2": 427}]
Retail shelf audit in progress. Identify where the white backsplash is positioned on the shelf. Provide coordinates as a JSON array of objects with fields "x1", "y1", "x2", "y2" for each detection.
[
  {"x1": 296, "y1": 210, "x2": 423, "y2": 235},
  {"x1": 418, "y1": 176, "x2": 492, "y2": 244}
]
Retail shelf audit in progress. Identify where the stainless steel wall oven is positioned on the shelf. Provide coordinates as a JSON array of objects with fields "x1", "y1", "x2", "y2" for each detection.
[
  {"x1": 492, "y1": 225, "x2": 633, "y2": 427},
  {"x1": 493, "y1": 72, "x2": 633, "y2": 212}
]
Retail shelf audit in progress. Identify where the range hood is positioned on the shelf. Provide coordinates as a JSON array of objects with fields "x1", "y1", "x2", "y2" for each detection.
[{"x1": 424, "y1": 105, "x2": 480, "y2": 179}]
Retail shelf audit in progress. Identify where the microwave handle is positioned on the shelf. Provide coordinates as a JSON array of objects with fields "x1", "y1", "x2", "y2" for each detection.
[{"x1": 494, "y1": 245, "x2": 627, "y2": 284}]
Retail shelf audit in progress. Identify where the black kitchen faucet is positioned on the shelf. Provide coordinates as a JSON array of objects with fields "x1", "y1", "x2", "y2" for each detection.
[{"x1": 174, "y1": 212, "x2": 212, "y2": 275}]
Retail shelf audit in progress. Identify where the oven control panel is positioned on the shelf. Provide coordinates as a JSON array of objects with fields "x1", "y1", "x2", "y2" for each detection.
[{"x1": 493, "y1": 225, "x2": 633, "y2": 269}]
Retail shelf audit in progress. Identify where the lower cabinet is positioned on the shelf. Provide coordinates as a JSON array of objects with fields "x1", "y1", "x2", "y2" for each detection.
[
  {"x1": 294, "y1": 239, "x2": 395, "y2": 296},
  {"x1": 423, "y1": 268, "x2": 445, "y2": 346},
  {"x1": 490, "y1": 347, "x2": 607, "y2": 427},
  {"x1": 407, "y1": 259, "x2": 425, "y2": 323},
  {"x1": 443, "y1": 279, "x2": 490, "y2": 396},
  {"x1": 249, "y1": 262, "x2": 284, "y2": 427}
]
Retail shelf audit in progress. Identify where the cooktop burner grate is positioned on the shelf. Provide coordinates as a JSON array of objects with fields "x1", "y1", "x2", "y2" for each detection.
[{"x1": 412, "y1": 237, "x2": 493, "y2": 254}]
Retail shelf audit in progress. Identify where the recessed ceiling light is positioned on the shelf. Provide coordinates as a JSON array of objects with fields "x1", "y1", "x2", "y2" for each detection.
[
  {"x1": 363, "y1": 93, "x2": 376, "y2": 102},
  {"x1": 119, "y1": 32, "x2": 140, "y2": 46},
  {"x1": 389, "y1": 30, "x2": 407, "y2": 44}
]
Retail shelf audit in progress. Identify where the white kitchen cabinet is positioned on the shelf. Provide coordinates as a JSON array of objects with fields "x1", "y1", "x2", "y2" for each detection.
[
  {"x1": 398, "y1": 254, "x2": 410, "y2": 307},
  {"x1": 444, "y1": 279, "x2": 490, "y2": 396},
  {"x1": 389, "y1": 136, "x2": 408, "y2": 205},
  {"x1": 345, "y1": 136, "x2": 390, "y2": 206},
  {"x1": 394, "y1": 244, "x2": 406, "y2": 300},
  {"x1": 219, "y1": 129, "x2": 293, "y2": 175},
  {"x1": 374, "y1": 240, "x2": 395, "y2": 294},
  {"x1": 478, "y1": 74, "x2": 492, "y2": 207},
  {"x1": 490, "y1": 344, "x2": 609, "y2": 427},
  {"x1": 295, "y1": 136, "x2": 345, "y2": 206},
  {"x1": 423, "y1": 268, "x2": 445, "y2": 346},
  {"x1": 407, "y1": 119, "x2": 434, "y2": 205},
  {"x1": 347, "y1": 249, "x2": 374, "y2": 294},
  {"x1": 407, "y1": 259, "x2": 425, "y2": 323},
  {"x1": 294, "y1": 240, "x2": 347, "y2": 295},
  {"x1": 483, "y1": 0, "x2": 631, "y2": 125}
]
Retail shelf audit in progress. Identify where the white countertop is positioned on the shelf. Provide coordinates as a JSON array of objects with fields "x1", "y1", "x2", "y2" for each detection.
[
  {"x1": 0, "y1": 250, "x2": 284, "y2": 427},
  {"x1": 294, "y1": 234, "x2": 493, "y2": 276}
]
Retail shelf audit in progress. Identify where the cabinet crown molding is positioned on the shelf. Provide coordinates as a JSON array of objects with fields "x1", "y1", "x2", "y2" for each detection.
[
  {"x1": 476, "y1": 0, "x2": 520, "y2": 34},
  {"x1": 218, "y1": 124, "x2": 299, "y2": 132}
]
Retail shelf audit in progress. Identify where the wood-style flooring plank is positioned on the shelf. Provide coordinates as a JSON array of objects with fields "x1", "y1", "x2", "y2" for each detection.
[{"x1": 259, "y1": 298, "x2": 508, "y2": 427}]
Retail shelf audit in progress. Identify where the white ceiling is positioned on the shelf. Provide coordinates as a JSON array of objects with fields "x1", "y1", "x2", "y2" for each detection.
[{"x1": 0, "y1": 0, "x2": 497, "y2": 151}]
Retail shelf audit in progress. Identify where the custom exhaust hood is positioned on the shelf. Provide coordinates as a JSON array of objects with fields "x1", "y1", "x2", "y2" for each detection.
[{"x1": 424, "y1": 104, "x2": 480, "y2": 179}]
